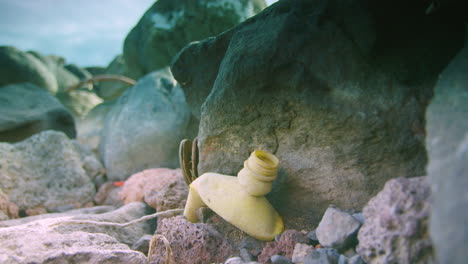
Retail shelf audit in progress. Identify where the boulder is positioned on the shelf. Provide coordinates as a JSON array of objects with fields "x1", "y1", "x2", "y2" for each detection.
[
  {"x1": 120, "y1": 168, "x2": 188, "y2": 212},
  {"x1": 96, "y1": 55, "x2": 133, "y2": 100},
  {"x1": 315, "y1": 207, "x2": 361, "y2": 250},
  {"x1": 426, "y1": 25, "x2": 468, "y2": 264},
  {"x1": 150, "y1": 215, "x2": 233, "y2": 264},
  {"x1": 0, "y1": 131, "x2": 97, "y2": 214},
  {"x1": 100, "y1": 68, "x2": 193, "y2": 181},
  {"x1": 124, "y1": 0, "x2": 266, "y2": 79},
  {"x1": 65, "y1": 64, "x2": 93, "y2": 80},
  {"x1": 356, "y1": 177, "x2": 434, "y2": 264},
  {"x1": 56, "y1": 89, "x2": 103, "y2": 117},
  {"x1": 171, "y1": 0, "x2": 465, "y2": 228},
  {"x1": 0, "y1": 203, "x2": 151, "y2": 264},
  {"x1": 0, "y1": 83, "x2": 76, "y2": 142},
  {"x1": 77, "y1": 100, "x2": 115, "y2": 153},
  {"x1": 0, "y1": 46, "x2": 58, "y2": 93}
]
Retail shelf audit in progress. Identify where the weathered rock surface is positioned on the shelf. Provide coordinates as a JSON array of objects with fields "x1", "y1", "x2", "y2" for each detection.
[
  {"x1": 56, "y1": 90, "x2": 103, "y2": 117},
  {"x1": 150, "y1": 215, "x2": 233, "y2": 264},
  {"x1": 124, "y1": 0, "x2": 266, "y2": 79},
  {"x1": 426, "y1": 25, "x2": 468, "y2": 264},
  {"x1": 100, "y1": 68, "x2": 193, "y2": 181},
  {"x1": 0, "y1": 131, "x2": 97, "y2": 214},
  {"x1": 258, "y1": 230, "x2": 309, "y2": 263},
  {"x1": 0, "y1": 188, "x2": 19, "y2": 221},
  {"x1": 0, "y1": 202, "x2": 151, "y2": 263},
  {"x1": 94, "y1": 182, "x2": 124, "y2": 207},
  {"x1": 0, "y1": 46, "x2": 58, "y2": 93},
  {"x1": 304, "y1": 248, "x2": 339, "y2": 264},
  {"x1": 315, "y1": 207, "x2": 361, "y2": 250},
  {"x1": 357, "y1": 177, "x2": 434, "y2": 264},
  {"x1": 171, "y1": 0, "x2": 465, "y2": 228},
  {"x1": 77, "y1": 100, "x2": 115, "y2": 153},
  {"x1": 120, "y1": 168, "x2": 188, "y2": 212},
  {"x1": 0, "y1": 83, "x2": 76, "y2": 142}
]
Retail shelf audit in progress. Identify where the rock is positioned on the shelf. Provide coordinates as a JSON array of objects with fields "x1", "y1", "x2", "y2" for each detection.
[
  {"x1": 171, "y1": 0, "x2": 465, "y2": 228},
  {"x1": 315, "y1": 207, "x2": 361, "y2": 250},
  {"x1": 96, "y1": 55, "x2": 133, "y2": 100},
  {"x1": 65, "y1": 64, "x2": 92, "y2": 81},
  {"x1": 304, "y1": 248, "x2": 340, "y2": 264},
  {"x1": 0, "y1": 205, "x2": 115, "y2": 228},
  {"x1": 131, "y1": 234, "x2": 154, "y2": 255},
  {"x1": 426, "y1": 26, "x2": 468, "y2": 264},
  {"x1": 0, "y1": 131, "x2": 96, "y2": 214},
  {"x1": 0, "y1": 188, "x2": 19, "y2": 220},
  {"x1": 271, "y1": 255, "x2": 292, "y2": 264},
  {"x1": 348, "y1": 255, "x2": 364, "y2": 264},
  {"x1": 292, "y1": 243, "x2": 314, "y2": 264},
  {"x1": 28, "y1": 51, "x2": 80, "y2": 93},
  {"x1": 56, "y1": 90, "x2": 103, "y2": 117},
  {"x1": 0, "y1": 83, "x2": 76, "y2": 142},
  {"x1": 351, "y1": 213, "x2": 364, "y2": 225},
  {"x1": 226, "y1": 257, "x2": 246, "y2": 264},
  {"x1": 0, "y1": 46, "x2": 58, "y2": 93},
  {"x1": 0, "y1": 203, "x2": 150, "y2": 263},
  {"x1": 77, "y1": 100, "x2": 115, "y2": 153},
  {"x1": 150, "y1": 215, "x2": 233, "y2": 264},
  {"x1": 119, "y1": 168, "x2": 188, "y2": 212},
  {"x1": 240, "y1": 236, "x2": 265, "y2": 260},
  {"x1": 307, "y1": 230, "x2": 319, "y2": 245},
  {"x1": 338, "y1": 255, "x2": 347, "y2": 264},
  {"x1": 100, "y1": 68, "x2": 193, "y2": 181},
  {"x1": 94, "y1": 182, "x2": 124, "y2": 207},
  {"x1": 356, "y1": 177, "x2": 434, "y2": 264},
  {"x1": 124, "y1": 0, "x2": 266, "y2": 79},
  {"x1": 258, "y1": 230, "x2": 309, "y2": 263}
]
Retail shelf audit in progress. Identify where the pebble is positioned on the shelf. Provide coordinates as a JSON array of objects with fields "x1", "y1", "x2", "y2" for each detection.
[
  {"x1": 304, "y1": 248, "x2": 340, "y2": 264},
  {"x1": 307, "y1": 230, "x2": 319, "y2": 245},
  {"x1": 292, "y1": 243, "x2": 315, "y2": 263},
  {"x1": 225, "y1": 257, "x2": 245, "y2": 264},
  {"x1": 271, "y1": 254, "x2": 293, "y2": 264},
  {"x1": 315, "y1": 207, "x2": 361, "y2": 249},
  {"x1": 351, "y1": 213, "x2": 365, "y2": 225}
]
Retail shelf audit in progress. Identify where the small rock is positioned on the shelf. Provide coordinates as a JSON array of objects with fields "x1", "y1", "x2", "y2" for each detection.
[
  {"x1": 240, "y1": 248, "x2": 254, "y2": 262},
  {"x1": 151, "y1": 215, "x2": 233, "y2": 264},
  {"x1": 258, "y1": 230, "x2": 309, "y2": 263},
  {"x1": 357, "y1": 177, "x2": 434, "y2": 264},
  {"x1": 351, "y1": 213, "x2": 365, "y2": 225},
  {"x1": 307, "y1": 230, "x2": 319, "y2": 245},
  {"x1": 292, "y1": 243, "x2": 315, "y2": 263},
  {"x1": 348, "y1": 255, "x2": 364, "y2": 264},
  {"x1": 316, "y1": 207, "x2": 361, "y2": 249},
  {"x1": 225, "y1": 257, "x2": 245, "y2": 264},
  {"x1": 271, "y1": 254, "x2": 292, "y2": 264},
  {"x1": 304, "y1": 248, "x2": 340, "y2": 264},
  {"x1": 240, "y1": 236, "x2": 264, "y2": 260},
  {"x1": 338, "y1": 255, "x2": 348, "y2": 264},
  {"x1": 94, "y1": 182, "x2": 124, "y2": 207},
  {"x1": 131, "y1": 234, "x2": 153, "y2": 255},
  {"x1": 0, "y1": 189, "x2": 19, "y2": 220}
]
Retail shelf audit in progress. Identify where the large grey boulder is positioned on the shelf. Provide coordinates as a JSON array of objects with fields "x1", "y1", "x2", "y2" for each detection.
[
  {"x1": 0, "y1": 202, "x2": 151, "y2": 264},
  {"x1": 0, "y1": 130, "x2": 98, "y2": 214},
  {"x1": 0, "y1": 83, "x2": 76, "y2": 142},
  {"x1": 171, "y1": 0, "x2": 465, "y2": 228},
  {"x1": 124, "y1": 0, "x2": 266, "y2": 79},
  {"x1": 0, "y1": 46, "x2": 58, "y2": 93},
  {"x1": 357, "y1": 177, "x2": 434, "y2": 264},
  {"x1": 100, "y1": 68, "x2": 193, "y2": 181},
  {"x1": 426, "y1": 26, "x2": 468, "y2": 264}
]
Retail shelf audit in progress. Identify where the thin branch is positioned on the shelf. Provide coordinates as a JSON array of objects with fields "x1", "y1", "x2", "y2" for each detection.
[{"x1": 67, "y1": 74, "x2": 137, "y2": 92}]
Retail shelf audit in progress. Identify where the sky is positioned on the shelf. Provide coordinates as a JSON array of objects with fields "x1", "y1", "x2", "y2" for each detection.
[{"x1": 0, "y1": 0, "x2": 278, "y2": 68}]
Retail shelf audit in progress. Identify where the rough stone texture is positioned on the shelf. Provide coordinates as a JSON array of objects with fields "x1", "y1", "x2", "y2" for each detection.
[
  {"x1": 94, "y1": 182, "x2": 124, "y2": 207},
  {"x1": 150, "y1": 215, "x2": 233, "y2": 264},
  {"x1": 357, "y1": 177, "x2": 434, "y2": 264},
  {"x1": 258, "y1": 230, "x2": 309, "y2": 263},
  {"x1": 65, "y1": 64, "x2": 93, "y2": 81},
  {"x1": 0, "y1": 83, "x2": 76, "y2": 142},
  {"x1": 0, "y1": 205, "x2": 116, "y2": 228},
  {"x1": 119, "y1": 168, "x2": 188, "y2": 212},
  {"x1": 271, "y1": 255, "x2": 292, "y2": 264},
  {"x1": 124, "y1": 0, "x2": 266, "y2": 80},
  {"x1": 0, "y1": 131, "x2": 96, "y2": 214},
  {"x1": 0, "y1": 188, "x2": 19, "y2": 220},
  {"x1": 96, "y1": 55, "x2": 134, "y2": 100},
  {"x1": 100, "y1": 68, "x2": 193, "y2": 181},
  {"x1": 304, "y1": 248, "x2": 339, "y2": 264},
  {"x1": 77, "y1": 100, "x2": 115, "y2": 153},
  {"x1": 0, "y1": 203, "x2": 150, "y2": 264},
  {"x1": 131, "y1": 234, "x2": 153, "y2": 255},
  {"x1": 171, "y1": 0, "x2": 465, "y2": 229},
  {"x1": 0, "y1": 46, "x2": 58, "y2": 93},
  {"x1": 315, "y1": 207, "x2": 361, "y2": 249},
  {"x1": 292, "y1": 243, "x2": 314, "y2": 263},
  {"x1": 426, "y1": 26, "x2": 468, "y2": 264}
]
